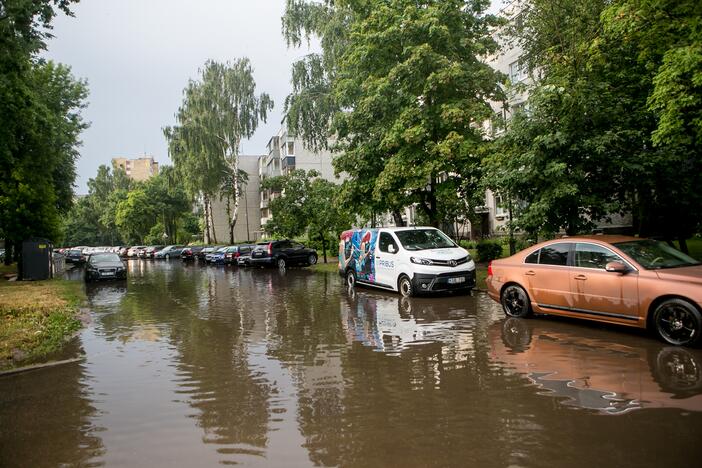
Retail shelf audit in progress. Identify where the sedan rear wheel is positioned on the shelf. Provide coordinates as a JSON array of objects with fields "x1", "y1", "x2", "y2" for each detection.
[
  {"x1": 308, "y1": 254, "x2": 317, "y2": 265},
  {"x1": 501, "y1": 285, "x2": 532, "y2": 318},
  {"x1": 277, "y1": 257, "x2": 287, "y2": 269},
  {"x1": 165, "y1": 254, "x2": 170, "y2": 260},
  {"x1": 654, "y1": 299, "x2": 702, "y2": 346}
]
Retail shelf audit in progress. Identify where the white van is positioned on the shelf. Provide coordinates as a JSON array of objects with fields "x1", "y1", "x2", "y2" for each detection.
[{"x1": 338, "y1": 227, "x2": 476, "y2": 296}]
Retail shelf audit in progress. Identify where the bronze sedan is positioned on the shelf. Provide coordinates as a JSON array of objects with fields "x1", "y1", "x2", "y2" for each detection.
[{"x1": 486, "y1": 236, "x2": 702, "y2": 346}]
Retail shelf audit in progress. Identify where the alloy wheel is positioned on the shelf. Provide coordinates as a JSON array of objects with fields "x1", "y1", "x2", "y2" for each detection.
[
  {"x1": 655, "y1": 300, "x2": 701, "y2": 346},
  {"x1": 501, "y1": 285, "x2": 531, "y2": 318}
]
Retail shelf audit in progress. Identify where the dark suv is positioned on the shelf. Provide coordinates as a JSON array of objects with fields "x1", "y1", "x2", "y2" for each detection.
[{"x1": 250, "y1": 240, "x2": 318, "y2": 268}]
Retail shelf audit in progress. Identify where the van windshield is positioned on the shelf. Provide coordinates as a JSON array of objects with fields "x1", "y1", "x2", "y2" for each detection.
[{"x1": 394, "y1": 229, "x2": 456, "y2": 251}]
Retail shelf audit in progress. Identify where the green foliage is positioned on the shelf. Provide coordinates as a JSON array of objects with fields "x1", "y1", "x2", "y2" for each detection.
[
  {"x1": 475, "y1": 241, "x2": 503, "y2": 263},
  {"x1": 0, "y1": 1, "x2": 85, "y2": 260},
  {"x1": 164, "y1": 58, "x2": 273, "y2": 243},
  {"x1": 262, "y1": 169, "x2": 353, "y2": 260},
  {"x1": 485, "y1": 0, "x2": 702, "y2": 240},
  {"x1": 283, "y1": 0, "x2": 505, "y2": 227}
]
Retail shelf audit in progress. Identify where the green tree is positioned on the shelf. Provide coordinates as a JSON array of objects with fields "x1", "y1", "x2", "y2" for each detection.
[
  {"x1": 262, "y1": 169, "x2": 352, "y2": 262},
  {"x1": 0, "y1": 1, "x2": 85, "y2": 264},
  {"x1": 143, "y1": 166, "x2": 191, "y2": 243},
  {"x1": 485, "y1": 0, "x2": 701, "y2": 246},
  {"x1": 115, "y1": 188, "x2": 154, "y2": 244},
  {"x1": 283, "y1": 0, "x2": 504, "y2": 226},
  {"x1": 164, "y1": 59, "x2": 273, "y2": 243}
]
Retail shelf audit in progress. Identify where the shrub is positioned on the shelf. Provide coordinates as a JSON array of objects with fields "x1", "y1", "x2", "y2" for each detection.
[{"x1": 476, "y1": 241, "x2": 503, "y2": 262}]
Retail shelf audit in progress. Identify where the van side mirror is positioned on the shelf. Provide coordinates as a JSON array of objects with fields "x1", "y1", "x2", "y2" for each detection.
[
  {"x1": 605, "y1": 261, "x2": 628, "y2": 273},
  {"x1": 388, "y1": 244, "x2": 396, "y2": 254}
]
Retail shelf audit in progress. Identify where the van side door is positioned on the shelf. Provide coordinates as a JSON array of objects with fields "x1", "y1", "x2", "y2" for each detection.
[{"x1": 375, "y1": 231, "x2": 400, "y2": 289}]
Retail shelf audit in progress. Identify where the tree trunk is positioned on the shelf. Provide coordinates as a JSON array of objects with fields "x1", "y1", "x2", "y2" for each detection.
[
  {"x1": 392, "y1": 209, "x2": 405, "y2": 227},
  {"x1": 4, "y1": 239, "x2": 12, "y2": 266},
  {"x1": 225, "y1": 194, "x2": 234, "y2": 244},
  {"x1": 227, "y1": 147, "x2": 240, "y2": 245},
  {"x1": 678, "y1": 236, "x2": 689, "y2": 254},
  {"x1": 209, "y1": 198, "x2": 217, "y2": 243},
  {"x1": 321, "y1": 231, "x2": 327, "y2": 264},
  {"x1": 429, "y1": 176, "x2": 439, "y2": 228}
]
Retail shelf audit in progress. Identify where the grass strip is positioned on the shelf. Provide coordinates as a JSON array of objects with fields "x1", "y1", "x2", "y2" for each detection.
[{"x1": 0, "y1": 279, "x2": 84, "y2": 369}]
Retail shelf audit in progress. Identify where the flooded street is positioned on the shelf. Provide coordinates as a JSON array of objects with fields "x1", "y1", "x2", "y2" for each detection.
[{"x1": 2, "y1": 261, "x2": 702, "y2": 467}]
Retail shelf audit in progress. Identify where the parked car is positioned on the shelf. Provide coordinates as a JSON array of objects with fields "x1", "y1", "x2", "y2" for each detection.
[
  {"x1": 142, "y1": 246, "x2": 165, "y2": 259},
  {"x1": 65, "y1": 249, "x2": 85, "y2": 264},
  {"x1": 486, "y1": 235, "x2": 702, "y2": 346},
  {"x1": 127, "y1": 246, "x2": 145, "y2": 258},
  {"x1": 208, "y1": 246, "x2": 232, "y2": 264},
  {"x1": 231, "y1": 244, "x2": 254, "y2": 266},
  {"x1": 195, "y1": 245, "x2": 219, "y2": 262},
  {"x1": 84, "y1": 252, "x2": 127, "y2": 282},
  {"x1": 250, "y1": 239, "x2": 318, "y2": 269},
  {"x1": 338, "y1": 227, "x2": 475, "y2": 297},
  {"x1": 181, "y1": 246, "x2": 206, "y2": 261},
  {"x1": 155, "y1": 245, "x2": 184, "y2": 260},
  {"x1": 205, "y1": 246, "x2": 228, "y2": 263},
  {"x1": 118, "y1": 246, "x2": 130, "y2": 257}
]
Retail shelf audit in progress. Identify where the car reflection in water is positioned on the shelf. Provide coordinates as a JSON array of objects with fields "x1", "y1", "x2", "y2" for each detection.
[
  {"x1": 340, "y1": 288, "x2": 478, "y2": 360},
  {"x1": 490, "y1": 317, "x2": 702, "y2": 414}
]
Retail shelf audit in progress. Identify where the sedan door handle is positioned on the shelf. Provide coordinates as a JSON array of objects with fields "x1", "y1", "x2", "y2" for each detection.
[
  {"x1": 574, "y1": 275, "x2": 587, "y2": 280},
  {"x1": 525, "y1": 270, "x2": 536, "y2": 276}
]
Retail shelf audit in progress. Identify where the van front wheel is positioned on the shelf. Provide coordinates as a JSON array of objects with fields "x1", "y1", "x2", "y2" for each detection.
[{"x1": 399, "y1": 275, "x2": 414, "y2": 298}]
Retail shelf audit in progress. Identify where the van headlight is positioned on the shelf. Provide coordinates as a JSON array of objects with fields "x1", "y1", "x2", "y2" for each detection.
[{"x1": 410, "y1": 257, "x2": 433, "y2": 265}]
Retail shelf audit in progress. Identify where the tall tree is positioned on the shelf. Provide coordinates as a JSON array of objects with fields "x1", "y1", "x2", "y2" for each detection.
[
  {"x1": 0, "y1": 1, "x2": 85, "y2": 264},
  {"x1": 283, "y1": 0, "x2": 504, "y2": 226},
  {"x1": 164, "y1": 59, "x2": 273, "y2": 243},
  {"x1": 262, "y1": 169, "x2": 352, "y2": 262}
]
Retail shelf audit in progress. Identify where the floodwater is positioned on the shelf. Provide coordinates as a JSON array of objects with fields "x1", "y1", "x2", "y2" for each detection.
[{"x1": 1, "y1": 261, "x2": 702, "y2": 467}]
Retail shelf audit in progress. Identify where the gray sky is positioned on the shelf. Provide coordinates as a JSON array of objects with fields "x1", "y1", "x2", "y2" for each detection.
[
  {"x1": 45, "y1": 0, "x2": 315, "y2": 194},
  {"x1": 45, "y1": 0, "x2": 506, "y2": 194}
]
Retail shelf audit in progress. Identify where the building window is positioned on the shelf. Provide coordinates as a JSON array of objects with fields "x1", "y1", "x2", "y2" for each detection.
[
  {"x1": 494, "y1": 193, "x2": 507, "y2": 218},
  {"x1": 286, "y1": 141, "x2": 294, "y2": 156},
  {"x1": 509, "y1": 60, "x2": 524, "y2": 84}
]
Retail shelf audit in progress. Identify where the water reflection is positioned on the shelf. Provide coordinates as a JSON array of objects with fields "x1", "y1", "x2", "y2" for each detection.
[
  {"x1": 2, "y1": 263, "x2": 701, "y2": 467},
  {"x1": 0, "y1": 361, "x2": 104, "y2": 466},
  {"x1": 491, "y1": 317, "x2": 702, "y2": 413}
]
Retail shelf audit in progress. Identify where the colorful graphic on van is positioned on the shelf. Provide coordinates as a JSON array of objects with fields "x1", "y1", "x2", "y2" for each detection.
[{"x1": 338, "y1": 229, "x2": 378, "y2": 283}]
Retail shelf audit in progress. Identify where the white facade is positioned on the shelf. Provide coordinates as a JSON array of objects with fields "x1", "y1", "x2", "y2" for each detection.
[{"x1": 209, "y1": 155, "x2": 262, "y2": 243}]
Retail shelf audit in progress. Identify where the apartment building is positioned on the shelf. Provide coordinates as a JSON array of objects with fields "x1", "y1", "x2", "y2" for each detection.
[
  {"x1": 112, "y1": 156, "x2": 159, "y2": 181},
  {"x1": 258, "y1": 125, "x2": 340, "y2": 235},
  {"x1": 209, "y1": 155, "x2": 262, "y2": 243}
]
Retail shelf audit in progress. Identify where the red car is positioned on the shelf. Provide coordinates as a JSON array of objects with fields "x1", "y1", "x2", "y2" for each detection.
[{"x1": 486, "y1": 236, "x2": 702, "y2": 346}]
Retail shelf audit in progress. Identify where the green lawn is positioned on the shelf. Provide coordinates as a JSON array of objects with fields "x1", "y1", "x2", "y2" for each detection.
[{"x1": 0, "y1": 279, "x2": 84, "y2": 369}]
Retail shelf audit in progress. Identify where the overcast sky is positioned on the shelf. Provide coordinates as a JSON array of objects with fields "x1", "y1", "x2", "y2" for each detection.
[{"x1": 45, "y1": 0, "x2": 506, "y2": 194}]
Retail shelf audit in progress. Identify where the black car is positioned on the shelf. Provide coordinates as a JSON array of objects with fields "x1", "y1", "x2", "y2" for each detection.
[
  {"x1": 85, "y1": 253, "x2": 127, "y2": 282},
  {"x1": 181, "y1": 246, "x2": 205, "y2": 261},
  {"x1": 250, "y1": 240, "x2": 318, "y2": 268},
  {"x1": 65, "y1": 249, "x2": 85, "y2": 264}
]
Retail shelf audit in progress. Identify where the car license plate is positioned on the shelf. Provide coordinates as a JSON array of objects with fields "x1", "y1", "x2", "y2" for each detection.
[{"x1": 448, "y1": 277, "x2": 465, "y2": 284}]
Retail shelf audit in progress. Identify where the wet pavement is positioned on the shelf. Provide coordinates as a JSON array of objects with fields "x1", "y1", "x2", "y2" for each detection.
[{"x1": 1, "y1": 260, "x2": 702, "y2": 467}]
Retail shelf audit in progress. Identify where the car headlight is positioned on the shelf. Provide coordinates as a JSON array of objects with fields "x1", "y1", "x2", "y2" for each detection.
[
  {"x1": 410, "y1": 257, "x2": 433, "y2": 265},
  {"x1": 466, "y1": 253, "x2": 472, "y2": 262}
]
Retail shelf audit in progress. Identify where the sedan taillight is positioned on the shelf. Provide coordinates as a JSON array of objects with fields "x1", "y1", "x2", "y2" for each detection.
[
  {"x1": 487, "y1": 261, "x2": 493, "y2": 277},
  {"x1": 267, "y1": 243, "x2": 273, "y2": 255}
]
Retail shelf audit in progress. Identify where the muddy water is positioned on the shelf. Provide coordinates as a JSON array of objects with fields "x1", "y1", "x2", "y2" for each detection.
[{"x1": 1, "y1": 261, "x2": 702, "y2": 467}]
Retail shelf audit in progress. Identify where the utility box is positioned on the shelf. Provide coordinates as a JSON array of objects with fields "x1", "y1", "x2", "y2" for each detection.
[{"x1": 22, "y1": 238, "x2": 53, "y2": 281}]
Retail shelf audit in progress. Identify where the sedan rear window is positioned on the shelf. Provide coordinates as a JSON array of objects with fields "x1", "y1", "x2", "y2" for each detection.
[{"x1": 538, "y1": 243, "x2": 571, "y2": 266}]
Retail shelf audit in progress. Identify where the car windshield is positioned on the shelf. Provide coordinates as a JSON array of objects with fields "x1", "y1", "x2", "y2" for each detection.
[
  {"x1": 394, "y1": 229, "x2": 456, "y2": 251},
  {"x1": 69, "y1": 250, "x2": 81, "y2": 255},
  {"x1": 613, "y1": 240, "x2": 700, "y2": 270},
  {"x1": 91, "y1": 253, "x2": 121, "y2": 263}
]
